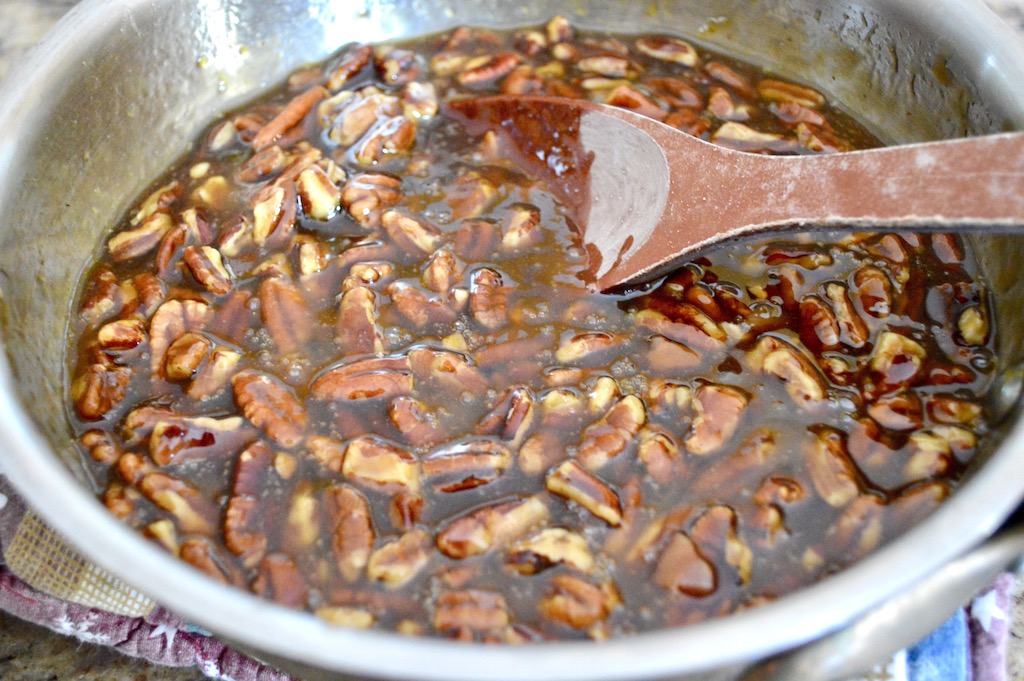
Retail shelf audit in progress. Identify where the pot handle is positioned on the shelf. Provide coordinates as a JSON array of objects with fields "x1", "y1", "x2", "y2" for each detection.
[{"x1": 739, "y1": 506, "x2": 1024, "y2": 681}]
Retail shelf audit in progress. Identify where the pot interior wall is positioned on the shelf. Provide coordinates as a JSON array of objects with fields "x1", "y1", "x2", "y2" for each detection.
[{"x1": 0, "y1": 0, "x2": 1021, "y2": 533}]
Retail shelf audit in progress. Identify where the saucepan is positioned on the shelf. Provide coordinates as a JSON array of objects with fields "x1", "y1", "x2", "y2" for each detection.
[{"x1": 0, "y1": 0, "x2": 1022, "y2": 679}]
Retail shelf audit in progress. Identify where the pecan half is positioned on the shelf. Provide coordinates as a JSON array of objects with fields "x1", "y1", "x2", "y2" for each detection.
[
  {"x1": 259, "y1": 276, "x2": 314, "y2": 355},
  {"x1": 233, "y1": 369, "x2": 307, "y2": 448},
  {"x1": 311, "y1": 355, "x2": 414, "y2": 402},
  {"x1": 325, "y1": 484, "x2": 375, "y2": 582},
  {"x1": 423, "y1": 439, "x2": 512, "y2": 492}
]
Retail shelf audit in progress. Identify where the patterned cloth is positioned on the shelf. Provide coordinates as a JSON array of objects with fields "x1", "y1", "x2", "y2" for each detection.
[{"x1": 0, "y1": 475, "x2": 1014, "y2": 681}]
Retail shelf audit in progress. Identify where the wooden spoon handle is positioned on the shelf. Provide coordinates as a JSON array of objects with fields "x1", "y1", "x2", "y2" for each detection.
[
  {"x1": 608, "y1": 128, "x2": 1024, "y2": 290},
  {"x1": 762, "y1": 131, "x2": 1024, "y2": 228}
]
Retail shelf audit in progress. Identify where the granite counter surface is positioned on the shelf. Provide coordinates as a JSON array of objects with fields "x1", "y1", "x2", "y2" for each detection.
[{"x1": 0, "y1": 1, "x2": 1022, "y2": 680}]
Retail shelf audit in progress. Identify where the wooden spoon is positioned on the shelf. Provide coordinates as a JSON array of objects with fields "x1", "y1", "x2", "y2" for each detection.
[{"x1": 449, "y1": 95, "x2": 1024, "y2": 292}]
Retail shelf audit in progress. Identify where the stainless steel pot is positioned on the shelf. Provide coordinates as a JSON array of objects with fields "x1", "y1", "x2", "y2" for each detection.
[{"x1": 0, "y1": 1, "x2": 1022, "y2": 680}]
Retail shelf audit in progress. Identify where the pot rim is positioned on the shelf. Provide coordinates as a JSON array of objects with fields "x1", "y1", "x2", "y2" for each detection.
[{"x1": 0, "y1": 1, "x2": 1022, "y2": 679}]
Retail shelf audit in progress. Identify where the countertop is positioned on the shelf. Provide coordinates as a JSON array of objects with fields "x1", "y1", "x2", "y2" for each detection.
[{"x1": 0, "y1": 1, "x2": 1022, "y2": 680}]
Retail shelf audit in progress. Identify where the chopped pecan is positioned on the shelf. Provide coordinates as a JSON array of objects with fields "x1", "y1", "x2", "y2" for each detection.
[
  {"x1": 707, "y1": 87, "x2": 751, "y2": 121},
  {"x1": 867, "y1": 391, "x2": 923, "y2": 431},
  {"x1": 546, "y1": 461, "x2": 622, "y2": 526},
  {"x1": 576, "y1": 395, "x2": 646, "y2": 470},
  {"x1": 476, "y1": 385, "x2": 535, "y2": 447},
  {"x1": 637, "y1": 428, "x2": 680, "y2": 484},
  {"x1": 422, "y1": 248, "x2": 463, "y2": 294},
  {"x1": 381, "y1": 209, "x2": 443, "y2": 257},
  {"x1": 342, "y1": 435, "x2": 420, "y2": 493},
  {"x1": 129, "y1": 181, "x2": 183, "y2": 226},
  {"x1": 97, "y1": 318, "x2": 148, "y2": 351},
  {"x1": 644, "y1": 334, "x2": 700, "y2": 372},
  {"x1": 108, "y1": 212, "x2": 173, "y2": 262},
  {"x1": 342, "y1": 173, "x2": 402, "y2": 228},
  {"x1": 296, "y1": 163, "x2": 342, "y2": 220},
  {"x1": 366, "y1": 529, "x2": 431, "y2": 588},
  {"x1": 927, "y1": 394, "x2": 982, "y2": 425},
  {"x1": 387, "y1": 280, "x2": 460, "y2": 331},
  {"x1": 806, "y1": 427, "x2": 861, "y2": 507},
  {"x1": 853, "y1": 265, "x2": 893, "y2": 318},
  {"x1": 434, "y1": 589, "x2": 510, "y2": 633},
  {"x1": 375, "y1": 46, "x2": 425, "y2": 85},
  {"x1": 233, "y1": 369, "x2": 307, "y2": 448},
  {"x1": 469, "y1": 267, "x2": 511, "y2": 331},
  {"x1": 750, "y1": 336, "x2": 827, "y2": 406},
  {"x1": 555, "y1": 332, "x2": 624, "y2": 366},
  {"x1": 690, "y1": 505, "x2": 753, "y2": 586},
  {"x1": 253, "y1": 554, "x2": 309, "y2": 608},
  {"x1": 282, "y1": 482, "x2": 321, "y2": 554},
  {"x1": 80, "y1": 429, "x2": 122, "y2": 465},
  {"x1": 958, "y1": 306, "x2": 989, "y2": 345},
  {"x1": 164, "y1": 332, "x2": 211, "y2": 382},
  {"x1": 191, "y1": 175, "x2": 231, "y2": 210},
  {"x1": 337, "y1": 285, "x2": 384, "y2": 355},
  {"x1": 636, "y1": 36, "x2": 699, "y2": 66},
  {"x1": 401, "y1": 81, "x2": 438, "y2": 120},
  {"x1": 187, "y1": 346, "x2": 241, "y2": 401},
  {"x1": 870, "y1": 331, "x2": 927, "y2": 388},
  {"x1": 498, "y1": 204, "x2": 543, "y2": 252},
  {"x1": 457, "y1": 52, "x2": 522, "y2": 87},
  {"x1": 538, "y1": 575, "x2": 620, "y2": 629},
  {"x1": 507, "y1": 527, "x2": 594, "y2": 575},
  {"x1": 905, "y1": 427, "x2": 976, "y2": 480},
  {"x1": 79, "y1": 268, "x2": 126, "y2": 327},
  {"x1": 237, "y1": 144, "x2": 290, "y2": 184},
  {"x1": 684, "y1": 384, "x2": 748, "y2": 456},
  {"x1": 305, "y1": 435, "x2": 347, "y2": 473},
  {"x1": 833, "y1": 494, "x2": 884, "y2": 558},
  {"x1": 388, "y1": 396, "x2": 448, "y2": 448},
  {"x1": 825, "y1": 283, "x2": 869, "y2": 348},
  {"x1": 139, "y1": 472, "x2": 218, "y2": 535},
  {"x1": 72, "y1": 364, "x2": 132, "y2": 421},
  {"x1": 653, "y1": 531, "x2": 716, "y2": 597},
  {"x1": 353, "y1": 115, "x2": 417, "y2": 166},
  {"x1": 705, "y1": 61, "x2": 754, "y2": 96},
  {"x1": 252, "y1": 86, "x2": 327, "y2": 151},
  {"x1": 436, "y1": 496, "x2": 549, "y2": 559},
  {"x1": 148, "y1": 298, "x2": 213, "y2": 375},
  {"x1": 408, "y1": 347, "x2": 489, "y2": 396},
  {"x1": 180, "y1": 537, "x2": 243, "y2": 587},
  {"x1": 148, "y1": 414, "x2": 249, "y2": 466},
  {"x1": 325, "y1": 44, "x2": 374, "y2": 91},
  {"x1": 251, "y1": 182, "x2": 298, "y2": 250},
  {"x1": 757, "y1": 79, "x2": 825, "y2": 108},
  {"x1": 517, "y1": 431, "x2": 565, "y2": 476},
  {"x1": 799, "y1": 295, "x2": 840, "y2": 352},
  {"x1": 447, "y1": 171, "x2": 498, "y2": 220}
]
